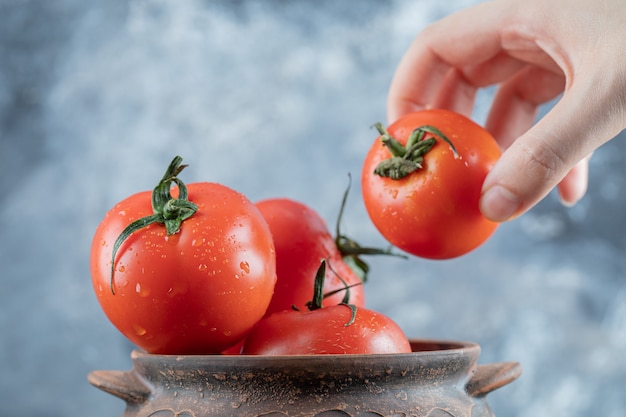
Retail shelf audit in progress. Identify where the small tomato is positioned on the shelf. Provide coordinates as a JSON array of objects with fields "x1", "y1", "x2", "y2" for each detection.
[{"x1": 361, "y1": 109, "x2": 501, "y2": 259}]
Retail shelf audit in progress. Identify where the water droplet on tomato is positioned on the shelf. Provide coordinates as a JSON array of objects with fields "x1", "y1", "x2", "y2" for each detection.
[
  {"x1": 136, "y1": 283, "x2": 151, "y2": 298},
  {"x1": 101, "y1": 240, "x2": 107, "y2": 247},
  {"x1": 198, "y1": 264, "x2": 208, "y2": 272},
  {"x1": 118, "y1": 265, "x2": 126, "y2": 272},
  {"x1": 240, "y1": 261, "x2": 250, "y2": 274},
  {"x1": 133, "y1": 325, "x2": 147, "y2": 336}
]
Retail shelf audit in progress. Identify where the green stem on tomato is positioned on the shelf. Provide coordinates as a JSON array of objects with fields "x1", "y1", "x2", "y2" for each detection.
[
  {"x1": 306, "y1": 259, "x2": 328, "y2": 311},
  {"x1": 334, "y1": 174, "x2": 407, "y2": 283},
  {"x1": 305, "y1": 259, "x2": 358, "y2": 327},
  {"x1": 374, "y1": 122, "x2": 406, "y2": 157},
  {"x1": 373, "y1": 123, "x2": 459, "y2": 180},
  {"x1": 109, "y1": 156, "x2": 198, "y2": 295}
]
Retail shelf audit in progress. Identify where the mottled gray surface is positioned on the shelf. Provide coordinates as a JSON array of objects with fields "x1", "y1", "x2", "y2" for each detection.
[{"x1": 1, "y1": 1, "x2": 625, "y2": 417}]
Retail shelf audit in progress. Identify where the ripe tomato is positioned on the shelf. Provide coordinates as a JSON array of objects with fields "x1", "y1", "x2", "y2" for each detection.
[
  {"x1": 242, "y1": 260, "x2": 411, "y2": 355},
  {"x1": 241, "y1": 305, "x2": 411, "y2": 355},
  {"x1": 361, "y1": 109, "x2": 501, "y2": 259},
  {"x1": 254, "y1": 198, "x2": 365, "y2": 315},
  {"x1": 90, "y1": 157, "x2": 276, "y2": 355}
]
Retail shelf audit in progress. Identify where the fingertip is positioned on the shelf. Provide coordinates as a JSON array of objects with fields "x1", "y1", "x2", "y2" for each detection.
[
  {"x1": 480, "y1": 184, "x2": 523, "y2": 222},
  {"x1": 557, "y1": 160, "x2": 589, "y2": 207},
  {"x1": 558, "y1": 182, "x2": 586, "y2": 208}
]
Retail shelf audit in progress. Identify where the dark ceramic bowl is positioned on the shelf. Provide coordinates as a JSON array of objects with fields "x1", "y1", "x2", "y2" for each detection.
[{"x1": 88, "y1": 339, "x2": 521, "y2": 417}]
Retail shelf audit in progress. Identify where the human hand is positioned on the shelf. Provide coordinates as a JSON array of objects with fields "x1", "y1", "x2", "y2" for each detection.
[{"x1": 387, "y1": 0, "x2": 626, "y2": 222}]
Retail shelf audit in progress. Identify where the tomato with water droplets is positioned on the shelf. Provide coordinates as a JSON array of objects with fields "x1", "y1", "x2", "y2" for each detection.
[
  {"x1": 242, "y1": 305, "x2": 412, "y2": 355},
  {"x1": 242, "y1": 260, "x2": 411, "y2": 355},
  {"x1": 254, "y1": 198, "x2": 365, "y2": 316},
  {"x1": 90, "y1": 157, "x2": 276, "y2": 354},
  {"x1": 361, "y1": 109, "x2": 501, "y2": 259}
]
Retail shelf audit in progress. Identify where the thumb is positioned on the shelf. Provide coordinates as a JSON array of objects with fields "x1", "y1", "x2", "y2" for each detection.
[{"x1": 480, "y1": 80, "x2": 624, "y2": 222}]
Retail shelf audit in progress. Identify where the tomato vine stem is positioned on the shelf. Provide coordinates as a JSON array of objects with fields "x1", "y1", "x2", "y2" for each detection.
[
  {"x1": 109, "y1": 156, "x2": 198, "y2": 294},
  {"x1": 305, "y1": 259, "x2": 358, "y2": 327},
  {"x1": 334, "y1": 174, "x2": 407, "y2": 282},
  {"x1": 373, "y1": 122, "x2": 459, "y2": 180}
]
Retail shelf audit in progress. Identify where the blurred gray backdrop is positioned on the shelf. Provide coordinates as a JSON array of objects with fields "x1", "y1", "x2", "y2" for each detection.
[{"x1": 1, "y1": 1, "x2": 625, "y2": 416}]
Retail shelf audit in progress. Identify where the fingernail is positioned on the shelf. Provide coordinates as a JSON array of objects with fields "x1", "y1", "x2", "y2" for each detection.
[{"x1": 480, "y1": 185, "x2": 521, "y2": 222}]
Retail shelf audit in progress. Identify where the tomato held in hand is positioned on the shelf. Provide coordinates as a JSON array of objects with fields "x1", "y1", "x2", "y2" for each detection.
[
  {"x1": 254, "y1": 198, "x2": 365, "y2": 315},
  {"x1": 242, "y1": 260, "x2": 411, "y2": 355},
  {"x1": 361, "y1": 109, "x2": 501, "y2": 259},
  {"x1": 90, "y1": 157, "x2": 276, "y2": 355}
]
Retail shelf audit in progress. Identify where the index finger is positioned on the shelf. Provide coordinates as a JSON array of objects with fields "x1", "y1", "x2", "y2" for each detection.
[{"x1": 387, "y1": 2, "x2": 519, "y2": 122}]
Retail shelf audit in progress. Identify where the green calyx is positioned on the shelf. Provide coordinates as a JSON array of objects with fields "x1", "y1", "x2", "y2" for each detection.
[
  {"x1": 109, "y1": 156, "x2": 198, "y2": 294},
  {"x1": 373, "y1": 122, "x2": 459, "y2": 180}
]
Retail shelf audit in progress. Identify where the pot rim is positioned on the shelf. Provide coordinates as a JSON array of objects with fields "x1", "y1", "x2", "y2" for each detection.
[{"x1": 130, "y1": 338, "x2": 479, "y2": 363}]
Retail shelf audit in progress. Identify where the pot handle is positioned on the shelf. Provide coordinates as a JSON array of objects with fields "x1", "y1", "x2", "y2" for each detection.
[
  {"x1": 465, "y1": 362, "x2": 522, "y2": 397},
  {"x1": 88, "y1": 370, "x2": 152, "y2": 404}
]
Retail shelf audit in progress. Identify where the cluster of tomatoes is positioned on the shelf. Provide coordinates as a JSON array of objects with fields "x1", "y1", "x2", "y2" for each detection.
[{"x1": 90, "y1": 109, "x2": 501, "y2": 356}]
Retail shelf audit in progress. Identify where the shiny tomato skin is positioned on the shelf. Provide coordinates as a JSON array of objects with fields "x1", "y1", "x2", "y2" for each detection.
[
  {"x1": 241, "y1": 305, "x2": 411, "y2": 355},
  {"x1": 362, "y1": 109, "x2": 501, "y2": 259},
  {"x1": 255, "y1": 198, "x2": 365, "y2": 316},
  {"x1": 90, "y1": 182, "x2": 277, "y2": 355}
]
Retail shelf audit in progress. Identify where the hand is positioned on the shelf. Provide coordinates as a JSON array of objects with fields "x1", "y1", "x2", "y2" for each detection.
[{"x1": 387, "y1": 0, "x2": 626, "y2": 222}]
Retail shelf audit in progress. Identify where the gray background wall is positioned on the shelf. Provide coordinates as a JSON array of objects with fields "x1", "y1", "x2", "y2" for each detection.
[{"x1": 1, "y1": 1, "x2": 625, "y2": 416}]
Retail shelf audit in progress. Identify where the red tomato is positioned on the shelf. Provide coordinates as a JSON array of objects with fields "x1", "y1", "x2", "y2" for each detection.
[
  {"x1": 241, "y1": 305, "x2": 411, "y2": 355},
  {"x1": 361, "y1": 109, "x2": 501, "y2": 259},
  {"x1": 242, "y1": 260, "x2": 411, "y2": 355},
  {"x1": 254, "y1": 198, "x2": 365, "y2": 316},
  {"x1": 90, "y1": 157, "x2": 276, "y2": 354}
]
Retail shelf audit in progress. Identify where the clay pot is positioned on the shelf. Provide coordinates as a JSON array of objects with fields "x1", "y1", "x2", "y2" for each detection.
[{"x1": 88, "y1": 339, "x2": 521, "y2": 417}]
